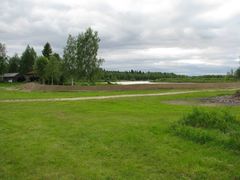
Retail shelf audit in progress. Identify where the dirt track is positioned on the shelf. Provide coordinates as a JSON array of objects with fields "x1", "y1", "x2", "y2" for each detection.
[
  {"x1": 21, "y1": 82, "x2": 240, "y2": 92},
  {"x1": 0, "y1": 89, "x2": 238, "y2": 103}
]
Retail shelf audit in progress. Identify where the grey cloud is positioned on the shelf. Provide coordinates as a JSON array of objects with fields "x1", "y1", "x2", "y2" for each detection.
[{"x1": 0, "y1": 0, "x2": 240, "y2": 75}]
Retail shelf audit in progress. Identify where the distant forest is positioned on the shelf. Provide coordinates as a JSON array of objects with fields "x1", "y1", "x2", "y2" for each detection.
[{"x1": 101, "y1": 70, "x2": 237, "y2": 83}]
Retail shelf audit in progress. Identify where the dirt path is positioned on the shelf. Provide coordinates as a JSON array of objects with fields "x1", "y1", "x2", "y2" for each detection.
[{"x1": 0, "y1": 89, "x2": 238, "y2": 103}]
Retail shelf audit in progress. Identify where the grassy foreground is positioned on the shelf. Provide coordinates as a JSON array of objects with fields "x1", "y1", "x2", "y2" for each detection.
[{"x1": 0, "y1": 89, "x2": 240, "y2": 179}]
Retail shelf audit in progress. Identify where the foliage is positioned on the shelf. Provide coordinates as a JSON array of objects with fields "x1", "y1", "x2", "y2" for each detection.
[
  {"x1": 42, "y1": 42, "x2": 52, "y2": 59},
  {"x1": 180, "y1": 108, "x2": 239, "y2": 133},
  {"x1": 63, "y1": 34, "x2": 77, "y2": 85},
  {"x1": 101, "y1": 70, "x2": 178, "y2": 81},
  {"x1": 63, "y1": 28, "x2": 103, "y2": 84},
  {"x1": 171, "y1": 108, "x2": 240, "y2": 151},
  {"x1": 0, "y1": 57, "x2": 7, "y2": 76},
  {"x1": 8, "y1": 54, "x2": 20, "y2": 73},
  {"x1": 76, "y1": 28, "x2": 103, "y2": 82},
  {"x1": 101, "y1": 70, "x2": 237, "y2": 82},
  {"x1": 0, "y1": 43, "x2": 7, "y2": 76},
  {"x1": 46, "y1": 55, "x2": 61, "y2": 85},
  {"x1": 20, "y1": 45, "x2": 37, "y2": 74},
  {"x1": 234, "y1": 67, "x2": 240, "y2": 79},
  {"x1": 53, "y1": 52, "x2": 61, "y2": 61},
  {"x1": 228, "y1": 131, "x2": 240, "y2": 149},
  {"x1": 0, "y1": 43, "x2": 6, "y2": 57},
  {"x1": 34, "y1": 56, "x2": 48, "y2": 84}
]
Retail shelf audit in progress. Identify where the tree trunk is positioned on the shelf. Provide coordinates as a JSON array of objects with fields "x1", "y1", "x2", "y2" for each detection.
[{"x1": 51, "y1": 76, "x2": 53, "y2": 85}]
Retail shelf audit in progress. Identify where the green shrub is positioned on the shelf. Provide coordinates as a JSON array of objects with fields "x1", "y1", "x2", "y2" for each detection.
[
  {"x1": 171, "y1": 108, "x2": 240, "y2": 151},
  {"x1": 180, "y1": 108, "x2": 239, "y2": 133},
  {"x1": 228, "y1": 132, "x2": 240, "y2": 150}
]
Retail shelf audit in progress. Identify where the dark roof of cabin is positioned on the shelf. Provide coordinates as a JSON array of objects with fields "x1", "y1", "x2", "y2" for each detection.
[{"x1": 3, "y1": 73, "x2": 19, "y2": 78}]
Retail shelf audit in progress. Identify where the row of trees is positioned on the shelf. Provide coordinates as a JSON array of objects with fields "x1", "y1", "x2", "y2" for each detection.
[
  {"x1": 231, "y1": 67, "x2": 240, "y2": 79},
  {"x1": 0, "y1": 44, "x2": 38, "y2": 75},
  {"x1": 101, "y1": 70, "x2": 179, "y2": 81},
  {"x1": 0, "y1": 28, "x2": 103, "y2": 85},
  {"x1": 101, "y1": 70, "x2": 239, "y2": 82},
  {"x1": 0, "y1": 42, "x2": 62, "y2": 84}
]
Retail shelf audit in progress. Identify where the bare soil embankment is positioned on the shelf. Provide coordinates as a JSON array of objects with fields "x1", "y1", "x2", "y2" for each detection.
[{"x1": 21, "y1": 82, "x2": 240, "y2": 92}]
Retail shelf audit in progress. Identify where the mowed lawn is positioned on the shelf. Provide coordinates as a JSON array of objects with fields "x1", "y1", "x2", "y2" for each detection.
[{"x1": 0, "y1": 90, "x2": 240, "y2": 179}]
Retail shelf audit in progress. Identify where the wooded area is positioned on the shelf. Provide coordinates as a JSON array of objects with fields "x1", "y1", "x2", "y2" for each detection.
[{"x1": 0, "y1": 28, "x2": 103, "y2": 85}]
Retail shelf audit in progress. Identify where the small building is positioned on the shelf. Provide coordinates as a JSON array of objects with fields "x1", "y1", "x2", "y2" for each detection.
[
  {"x1": 24, "y1": 71, "x2": 38, "y2": 82},
  {"x1": 2, "y1": 73, "x2": 23, "y2": 83}
]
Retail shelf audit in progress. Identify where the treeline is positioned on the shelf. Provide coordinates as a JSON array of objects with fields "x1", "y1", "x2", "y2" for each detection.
[
  {"x1": 101, "y1": 70, "x2": 179, "y2": 81},
  {"x1": 0, "y1": 28, "x2": 103, "y2": 85},
  {"x1": 100, "y1": 70, "x2": 238, "y2": 82}
]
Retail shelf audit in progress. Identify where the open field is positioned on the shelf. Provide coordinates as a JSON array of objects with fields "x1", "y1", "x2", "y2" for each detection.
[{"x1": 1, "y1": 83, "x2": 240, "y2": 179}]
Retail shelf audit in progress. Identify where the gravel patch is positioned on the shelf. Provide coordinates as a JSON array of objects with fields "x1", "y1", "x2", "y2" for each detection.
[{"x1": 200, "y1": 94, "x2": 240, "y2": 105}]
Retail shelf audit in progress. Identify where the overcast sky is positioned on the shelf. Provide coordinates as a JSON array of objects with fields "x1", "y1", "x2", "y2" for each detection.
[{"x1": 1, "y1": 0, "x2": 240, "y2": 75}]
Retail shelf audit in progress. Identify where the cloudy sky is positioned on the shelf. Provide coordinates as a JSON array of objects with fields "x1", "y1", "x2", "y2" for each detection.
[{"x1": 1, "y1": 0, "x2": 240, "y2": 75}]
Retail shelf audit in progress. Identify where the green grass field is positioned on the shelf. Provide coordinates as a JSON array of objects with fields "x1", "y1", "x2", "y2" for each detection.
[{"x1": 0, "y1": 84, "x2": 240, "y2": 179}]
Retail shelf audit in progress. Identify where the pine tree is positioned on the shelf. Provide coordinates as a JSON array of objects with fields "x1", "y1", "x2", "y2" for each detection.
[
  {"x1": 20, "y1": 45, "x2": 37, "y2": 74},
  {"x1": 8, "y1": 54, "x2": 20, "y2": 73},
  {"x1": 42, "y1": 42, "x2": 52, "y2": 59}
]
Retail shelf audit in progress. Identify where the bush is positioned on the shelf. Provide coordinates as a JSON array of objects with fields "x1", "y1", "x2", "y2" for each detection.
[
  {"x1": 228, "y1": 132, "x2": 240, "y2": 150},
  {"x1": 180, "y1": 108, "x2": 239, "y2": 133},
  {"x1": 171, "y1": 108, "x2": 240, "y2": 151}
]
